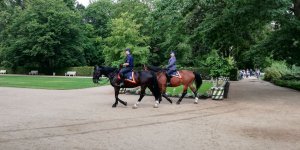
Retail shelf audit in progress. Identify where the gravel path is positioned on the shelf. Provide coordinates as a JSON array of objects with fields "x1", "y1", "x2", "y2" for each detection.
[{"x1": 0, "y1": 77, "x2": 299, "y2": 150}]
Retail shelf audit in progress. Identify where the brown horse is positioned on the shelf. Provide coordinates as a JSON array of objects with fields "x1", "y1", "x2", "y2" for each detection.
[{"x1": 144, "y1": 65, "x2": 202, "y2": 104}]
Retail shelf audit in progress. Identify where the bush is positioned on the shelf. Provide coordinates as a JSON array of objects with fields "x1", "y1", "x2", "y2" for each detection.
[
  {"x1": 281, "y1": 74, "x2": 300, "y2": 80},
  {"x1": 264, "y1": 61, "x2": 290, "y2": 81},
  {"x1": 0, "y1": 66, "x2": 32, "y2": 74},
  {"x1": 273, "y1": 80, "x2": 300, "y2": 91},
  {"x1": 264, "y1": 67, "x2": 282, "y2": 81},
  {"x1": 201, "y1": 50, "x2": 236, "y2": 80},
  {"x1": 264, "y1": 61, "x2": 300, "y2": 91}
]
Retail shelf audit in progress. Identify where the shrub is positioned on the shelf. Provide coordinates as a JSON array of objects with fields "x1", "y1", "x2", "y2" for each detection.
[
  {"x1": 264, "y1": 61, "x2": 290, "y2": 81},
  {"x1": 67, "y1": 66, "x2": 94, "y2": 76},
  {"x1": 202, "y1": 50, "x2": 236, "y2": 80},
  {"x1": 273, "y1": 80, "x2": 300, "y2": 91},
  {"x1": 264, "y1": 67, "x2": 282, "y2": 81},
  {"x1": 291, "y1": 65, "x2": 300, "y2": 77}
]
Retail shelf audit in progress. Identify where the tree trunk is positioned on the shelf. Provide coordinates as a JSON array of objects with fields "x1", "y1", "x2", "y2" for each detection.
[{"x1": 294, "y1": 0, "x2": 300, "y2": 19}]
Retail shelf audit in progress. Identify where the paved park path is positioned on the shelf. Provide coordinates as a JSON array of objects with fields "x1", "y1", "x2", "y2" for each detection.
[{"x1": 0, "y1": 77, "x2": 299, "y2": 150}]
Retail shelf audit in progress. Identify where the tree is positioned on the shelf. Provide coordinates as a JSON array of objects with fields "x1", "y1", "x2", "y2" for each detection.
[
  {"x1": 103, "y1": 13, "x2": 149, "y2": 67},
  {"x1": 82, "y1": 0, "x2": 117, "y2": 66},
  {"x1": 81, "y1": 23, "x2": 105, "y2": 66},
  {"x1": 0, "y1": 0, "x2": 86, "y2": 72},
  {"x1": 148, "y1": 0, "x2": 195, "y2": 66},
  {"x1": 113, "y1": 0, "x2": 151, "y2": 35},
  {"x1": 246, "y1": 0, "x2": 300, "y2": 66},
  {"x1": 63, "y1": 0, "x2": 76, "y2": 10},
  {"x1": 293, "y1": 0, "x2": 300, "y2": 19},
  {"x1": 84, "y1": 0, "x2": 114, "y2": 38}
]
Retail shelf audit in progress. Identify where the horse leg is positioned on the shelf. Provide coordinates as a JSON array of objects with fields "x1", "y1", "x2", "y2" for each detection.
[
  {"x1": 161, "y1": 85, "x2": 172, "y2": 104},
  {"x1": 147, "y1": 86, "x2": 161, "y2": 108},
  {"x1": 112, "y1": 87, "x2": 120, "y2": 107},
  {"x1": 133, "y1": 86, "x2": 146, "y2": 109},
  {"x1": 113, "y1": 87, "x2": 127, "y2": 107},
  {"x1": 162, "y1": 93, "x2": 172, "y2": 104},
  {"x1": 118, "y1": 98, "x2": 127, "y2": 106},
  {"x1": 189, "y1": 85, "x2": 199, "y2": 104},
  {"x1": 176, "y1": 85, "x2": 188, "y2": 105}
]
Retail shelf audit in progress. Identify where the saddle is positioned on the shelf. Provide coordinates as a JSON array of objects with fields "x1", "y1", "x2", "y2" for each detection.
[{"x1": 118, "y1": 71, "x2": 136, "y2": 83}]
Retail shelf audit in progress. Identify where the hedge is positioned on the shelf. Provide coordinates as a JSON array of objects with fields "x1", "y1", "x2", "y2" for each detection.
[
  {"x1": 0, "y1": 66, "x2": 94, "y2": 76},
  {"x1": 273, "y1": 80, "x2": 300, "y2": 91},
  {"x1": 54, "y1": 66, "x2": 94, "y2": 76}
]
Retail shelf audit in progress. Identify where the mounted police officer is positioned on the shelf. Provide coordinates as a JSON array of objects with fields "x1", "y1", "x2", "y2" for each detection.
[
  {"x1": 166, "y1": 50, "x2": 176, "y2": 86},
  {"x1": 119, "y1": 48, "x2": 134, "y2": 87}
]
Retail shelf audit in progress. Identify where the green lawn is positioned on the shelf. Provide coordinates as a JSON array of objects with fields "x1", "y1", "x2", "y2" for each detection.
[
  {"x1": 166, "y1": 81, "x2": 213, "y2": 96},
  {"x1": 0, "y1": 75, "x2": 108, "y2": 90}
]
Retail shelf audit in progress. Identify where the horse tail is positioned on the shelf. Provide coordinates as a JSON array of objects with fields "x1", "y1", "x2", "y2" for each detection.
[
  {"x1": 151, "y1": 71, "x2": 161, "y2": 100},
  {"x1": 193, "y1": 72, "x2": 202, "y2": 91}
]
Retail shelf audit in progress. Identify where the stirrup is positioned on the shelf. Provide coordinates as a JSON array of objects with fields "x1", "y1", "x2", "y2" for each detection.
[{"x1": 166, "y1": 82, "x2": 171, "y2": 86}]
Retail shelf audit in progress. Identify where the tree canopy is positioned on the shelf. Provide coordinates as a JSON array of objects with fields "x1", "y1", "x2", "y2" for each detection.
[{"x1": 0, "y1": 0, "x2": 299, "y2": 73}]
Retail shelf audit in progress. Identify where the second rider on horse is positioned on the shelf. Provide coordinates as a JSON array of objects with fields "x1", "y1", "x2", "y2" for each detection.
[
  {"x1": 119, "y1": 48, "x2": 134, "y2": 87},
  {"x1": 166, "y1": 51, "x2": 177, "y2": 86}
]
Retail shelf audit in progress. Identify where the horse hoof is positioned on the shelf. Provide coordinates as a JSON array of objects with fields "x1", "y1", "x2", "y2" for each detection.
[
  {"x1": 194, "y1": 97, "x2": 199, "y2": 104},
  {"x1": 132, "y1": 104, "x2": 138, "y2": 109},
  {"x1": 176, "y1": 101, "x2": 180, "y2": 105},
  {"x1": 112, "y1": 104, "x2": 117, "y2": 108},
  {"x1": 154, "y1": 101, "x2": 159, "y2": 108},
  {"x1": 124, "y1": 102, "x2": 127, "y2": 106}
]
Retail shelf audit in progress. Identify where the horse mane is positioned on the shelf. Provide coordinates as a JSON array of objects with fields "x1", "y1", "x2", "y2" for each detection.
[
  {"x1": 95, "y1": 66, "x2": 119, "y2": 77},
  {"x1": 101, "y1": 66, "x2": 118, "y2": 72}
]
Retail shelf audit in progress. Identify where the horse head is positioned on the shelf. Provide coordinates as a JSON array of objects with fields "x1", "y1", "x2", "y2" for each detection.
[{"x1": 93, "y1": 65, "x2": 102, "y2": 83}]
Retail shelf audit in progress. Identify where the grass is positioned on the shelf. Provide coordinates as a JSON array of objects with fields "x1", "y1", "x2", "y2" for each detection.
[
  {"x1": 166, "y1": 81, "x2": 213, "y2": 96},
  {"x1": 0, "y1": 75, "x2": 108, "y2": 90}
]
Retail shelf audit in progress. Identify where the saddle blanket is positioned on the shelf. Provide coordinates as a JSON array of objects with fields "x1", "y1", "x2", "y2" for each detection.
[
  {"x1": 124, "y1": 71, "x2": 133, "y2": 80},
  {"x1": 170, "y1": 71, "x2": 181, "y2": 78}
]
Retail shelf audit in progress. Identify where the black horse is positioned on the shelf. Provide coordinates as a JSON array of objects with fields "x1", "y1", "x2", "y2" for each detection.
[{"x1": 92, "y1": 65, "x2": 162, "y2": 108}]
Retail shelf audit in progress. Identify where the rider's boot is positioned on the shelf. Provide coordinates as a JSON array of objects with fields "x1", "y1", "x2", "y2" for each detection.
[
  {"x1": 118, "y1": 73, "x2": 125, "y2": 87},
  {"x1": 166, "y1": 75, "x2": 171, "y2": 86}
]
